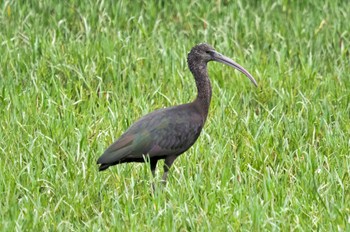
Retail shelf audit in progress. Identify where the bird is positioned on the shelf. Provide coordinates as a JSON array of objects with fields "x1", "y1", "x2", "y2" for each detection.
[{"x1": 97, "y1": 43, "x2": 257, "y2": 186}]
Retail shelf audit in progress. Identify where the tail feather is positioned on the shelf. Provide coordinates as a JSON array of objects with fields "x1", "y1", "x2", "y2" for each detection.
[
  {"x1": 97, "y1": 145, "x2": 133, "y2": 164},
  {"x1": 98, "y1": 163, "x2": 111, "y2": 171},
  {"x1": 96, "y1": 131, "x2": 158, "y2": 171},
  {"x1": 97, "y1": 135, "x2": 135, "y2": 170}
]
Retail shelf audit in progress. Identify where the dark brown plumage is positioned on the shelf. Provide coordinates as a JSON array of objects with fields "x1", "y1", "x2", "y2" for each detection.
[{"x1": 97, "y1": 43, "x2": 257, "y2": 185}]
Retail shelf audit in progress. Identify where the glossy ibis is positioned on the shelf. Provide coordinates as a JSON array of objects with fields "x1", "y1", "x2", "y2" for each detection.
[{"x1": 97, "y1": 43, "x2": 257, "y2": 185}]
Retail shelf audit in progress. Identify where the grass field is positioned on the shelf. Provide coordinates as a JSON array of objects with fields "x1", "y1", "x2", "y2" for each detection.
[{"x1": 1, "y1": 0, "x2": 350, "y2": 230}]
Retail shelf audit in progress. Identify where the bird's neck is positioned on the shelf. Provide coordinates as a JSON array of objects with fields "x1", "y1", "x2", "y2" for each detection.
[{"x1": 189, "y1": 62, "x2": 212, "y2": 120}]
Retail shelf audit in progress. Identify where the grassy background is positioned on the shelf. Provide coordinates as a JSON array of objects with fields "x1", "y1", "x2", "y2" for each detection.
[{"x1": 1, "y1": 0, "x2": 349, "y2": 230}]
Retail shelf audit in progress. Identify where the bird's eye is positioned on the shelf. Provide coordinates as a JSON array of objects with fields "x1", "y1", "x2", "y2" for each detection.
[{"x1": 206, "y1": 50, "x2": 211, "y2": 54}]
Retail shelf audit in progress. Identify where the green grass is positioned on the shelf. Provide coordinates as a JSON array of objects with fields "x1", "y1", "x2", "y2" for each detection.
[{"x1": 1, "y1": 0, "x2": 349, "y2": 230}]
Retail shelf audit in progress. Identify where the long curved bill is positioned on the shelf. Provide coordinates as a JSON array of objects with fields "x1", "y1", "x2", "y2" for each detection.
[{"x1": 212, "y1": 51, "x2": 258, "y2": 87}]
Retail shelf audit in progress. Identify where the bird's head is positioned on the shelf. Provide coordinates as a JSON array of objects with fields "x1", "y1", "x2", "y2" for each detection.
[{"x1": 188, "y1": 43, "x2": 257, "y2": 87}]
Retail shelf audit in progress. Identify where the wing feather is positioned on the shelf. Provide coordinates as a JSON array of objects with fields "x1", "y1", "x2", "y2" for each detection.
[{"x1": 97, "y1": 104, "x2": 204, "y2": 170}]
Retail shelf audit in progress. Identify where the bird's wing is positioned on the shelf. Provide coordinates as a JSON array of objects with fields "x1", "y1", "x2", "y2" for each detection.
[
  {"x1": 96, "y1": 126, "x2": 153, "y2": 168},
  {"x1": 97, "y1": 105, "x2": 203, "y2": 168}
]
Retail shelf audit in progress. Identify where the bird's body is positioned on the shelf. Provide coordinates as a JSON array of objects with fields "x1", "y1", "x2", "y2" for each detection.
[
  {"x1": 97, "y1": 43, "x2": 257, "y2": 184},
  {"x1": 98, "y1": 101, "x2": 204, "y2": 171}
]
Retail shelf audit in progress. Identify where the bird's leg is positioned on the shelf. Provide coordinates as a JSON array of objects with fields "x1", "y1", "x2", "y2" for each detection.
[
  {"x1": 150, "y1": 158, "x2": 158, "y2": 177},
  {"x1": 162, "y1": 155, "x2": 177, "y2": 185},
  {"x1": 150, "y1": 158, "x2": 158, "y2": 192}
]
